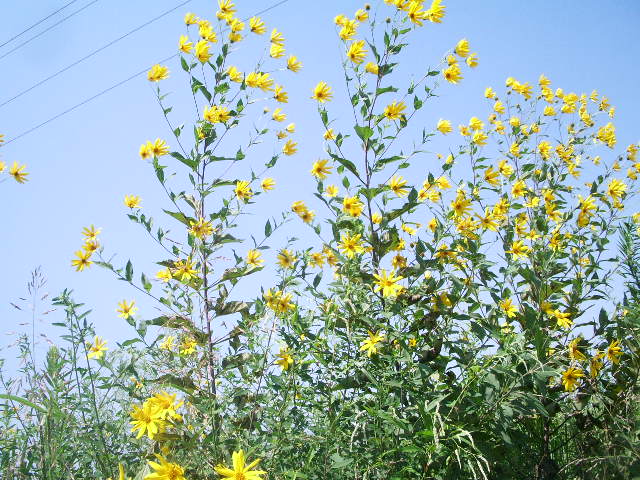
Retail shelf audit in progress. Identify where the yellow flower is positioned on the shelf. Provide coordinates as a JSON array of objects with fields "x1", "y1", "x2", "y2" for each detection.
[
  {"x1": 189, "y1": 218, "x2": 214, "y2": 238},
  {"x1": 124, "y1": 195, "x2": 141, "y2": 209},
  {"x1": 275, "y1": 347, "x2": 294, "y2": 370},
  {"x1": 484, "y1": 166, "x2": 500, "y2": 186},
  {"x1": 561, "y1": 367, "x2": 584, "y2": 392},
  {"x1": 178, "y1": 35, "x2": 192, "y2": 53},
  {"x1": 500, "y1": 298, "x2": 517, "y2": 318},
  {"x1": 373, "y1": 269, "x2": 404, "y2": 297},
  {"x1": 568, "y1": 337, "x2": 587, "y2": 361},
  {"x1": 343, "y1": 196, "x2": 364, "y2": 216},
  {"x1": 551, "y1": 309, "x2": 572, "y2": 329},
  {"x1": 365, "y1": 61, "x2": 379, "y2": 75},
  {"x1": 249, "y1": 16, "x2": 266, "y2": 34},
  {"x1": 454, "y1": 38, "x2": 470, "y2": 58},
  {"x1": 472, "y1": 131, "x2": 488, "y2": 146},
  {"x1": 8, "y1": 161, "x2": 29, "y2": 183},
  {"x1": 150, "y1": 138, "x2": 169, "y2": 157},
  {"x1": 325, "y1": 185, "x2": 338, "y2": 198},
  {"x1": 227, "y1": 65, "x2": 243, "y2": 82},
  {"x1": 145, "y1": 455, "x2": 186, "y2": 480},
  {"x1": 174, "y1": 258, "x2": 198, "y2": 281},
  {"x1": 180, "y1": 337, "x2": 197, "y2": 355},
  {"x1": 347, "y1": 39, "x2": 367, "y2": 64},
  {"x1": 184, "y1": 12, "x2": 198, "y2": 25},
  {"x1": 425, "y1": 0, "x2": 446, "y2": 23},
  {"x1": 274, "y1": 85, "x2": 288, "y2": 103},
  {"x1": 287, "y1": 55, "x2": 302, "y2": 72},
  {"x1": 484, "y1": 86, "x2": 496, "y2": 99},
  {"x1": 272, "y1": 108, "x2": 287, "y2": 122},
  {"x1": 384, "y1": 101, "x2": 407, "y2": 121},
  {"x1": 312, "y1": 81, "x2": 333, "y2": 102},
  {"x1": 339, "y1": 232, "x2": 365, "y2": 259},
  {"x1": 160, "y1": 335, "x2": 176, "y2": 351},
  {"x1": 147, "y1": 64, "x2": 169, "y2": 82},
  {"x1": 246, "y1": 249, "x2": 264, "y2": 267},
  {"x1": 156, "y1": 268, "x2": 172, "y2": 283},
  {"x1": 407, "y1": 1, "x2": 428, "y2": 25},
  {"x1": 270, "y1": 43, "x2": 285, "y2": 58},
  {"x1": 355, "y1": 8, "x2": 369, "y2": 22},
  {"x1": 606, "y1": 339, "x2": 623, "y2": 364},
  {"x1": 389, "y1": 175, "x2": 409, "y2": 196},
  {"x1": 443, "y1": 63, "x2": 462, "y2": 84},
  {"x1": 261, "y1": 177, "x2": 275, "y2": 191},
  {"x1": 607, "y1": 178, "x2": 626, "y2": 201},
  {"x1": 130, "y1": 404, "x2": 165, "y2": 440},
  {"x1": 270, "y1": 28, "x2": 285, "y2": 45},
  {"x1": 117, "y1": 300, "x2": 138, "y2": 319},
  {"x1": 235, "y1": 180, "x2": 253, "y2": 201},
  {"x1": 311, "y1": 159, "x2": 332, "y2": 179},
  {"x1": 195, "y1": 40, "x2": 211, "y2": 63},
  {"x1": 71, "y1": 250, "x2": 93, "y2": 272},
  {"x1": 87, "y1": 336, "x2": 107, "y2": 359},
  {"x1": 506, "y1": 240, "x2": 530, "y2": 260},
  {"x1": 323, "y1": 128, "x2": 336, "y2": 140},
  {"x1": 436, "y1": 119, "x2": 452, "y2": 134},
  {"x1": 277, "y1": 249, "x2": 296, "y2": 269},
  {"x1": 466, "y1": 53, "x2": 478, "y2": 67},
  {"x1": 214, "y1": 450, "x2": 266, "y2": 480},
  {"x1": 283, "y1": 139, "x2": 298, "y2": 155},
  {"x1": 360, "y1": 331, "x2": 385, "y2": 357},
  {"x1": 204, "y1": 105, "x2": 231, "y2": 123}
]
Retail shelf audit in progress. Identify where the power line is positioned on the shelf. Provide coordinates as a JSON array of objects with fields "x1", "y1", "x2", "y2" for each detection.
[
  {"x1": 0, "y1": 0, "x2": 100, "y2": 61},
  {"x1": 0, "y1": 0, "x2": 80, "y2": 50},
  {"x1": 0, "y1": 0, "x2": 194, "y2": 109},
  {"x1": 2, "y1": 0, "x2": 291, "y2": 147}
]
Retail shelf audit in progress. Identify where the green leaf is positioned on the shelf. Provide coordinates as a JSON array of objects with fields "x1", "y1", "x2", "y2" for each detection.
[
  {"x1": 170, "y1": 151, "x2": 198, "y2": 170},
  {"x1": 163, "y1": 209, "x2": 194, "y2": 227},
  {"x1": 354, "y1": 125, "x2": 374, "y2": 142},
  {"x1": 328, "y1": 152, "x2": 359, "y2": 178},
  {"x1": 376, "y1": 86, "x2": 398, "y2": 95},
  {"x1": 125, "y1": 260, "x2": 133, "y2": 282},
  {"x1": 141, "y1": 273, "x2": 152, "y2": 292},
  {"x1": 0, "y1": 393, "x2": 46, "y2": 413},
  {"x1": 265, "y1": 219, "x2": 273, "y2": 237}
]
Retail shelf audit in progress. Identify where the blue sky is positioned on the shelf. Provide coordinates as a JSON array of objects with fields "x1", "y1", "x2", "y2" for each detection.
[{"x1": 1, "y1": 0, "x2": 639, "y2": 371}]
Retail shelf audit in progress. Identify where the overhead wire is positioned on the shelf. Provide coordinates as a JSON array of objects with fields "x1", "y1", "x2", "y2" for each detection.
[
  {"x1": 0, "y1": 0, "x2": 194, "y2": 109},
  {"x1": 0, "y1": 0, "x2": 80, "y2": 50},
  {"x1": 0, "y1": 0, "x2": 100, "y2": 61},
  {"x1": 2, "y1": 0, "x2": 291, "y2": 147}
]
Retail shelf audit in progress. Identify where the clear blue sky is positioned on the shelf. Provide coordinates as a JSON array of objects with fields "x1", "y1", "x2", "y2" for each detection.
[{"x1": 1, "y1": 0, "x2": 639, "y2": 370}]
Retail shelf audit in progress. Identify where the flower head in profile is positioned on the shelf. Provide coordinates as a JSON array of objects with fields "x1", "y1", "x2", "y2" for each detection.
[
  {"x1": 87, "y1": 336, "x2": 107, "y2": 359},
  {"x1": 214, "y1": 450, "x2": 266, "y2": 480},
  {"x1": 347, "y1": 39, "x2": 367, "y2": 64},
  {"x1": 261, "y1": 177, "x2": 275, "y2": 191},
  {"x1": 195, "y1": 39, "x2": 211, "y2": 63},
  {"x1": 249, "y1": 16, "x2": 266, "y2": 34},
  {"x1": 235, "y1": 181, "x2": 253, "y2": 202},
  {"x1": 282, "y1": 139, "x2": 298, "y2": 156},
  {"x1": 178, "y1": 35, "x2": 193, "y2": 53},
  {"x1": 147, "y1": 64, "x2": 169, "y2": 82},
  {"x1": 124, "y1": 195, "x2": 141, "y2": 209},
  {"x1": 311, "y1": 159, "x2": 332, "y2": 179},
  {"x1": 561, "y1": 366, "x2": 584, "y2": 392},
  {"x1": 312, "y1": 81, "x2": 333, "y2": 102},
  {"x1": 606, "y1": 339, "x2": 623, "y2": 364},
  {"x1": 287, "y1": 55, "x2": 302, "y2": 72},
  {"x1": 275, "y1": 347, "x2": 294, "y2": 371}
]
